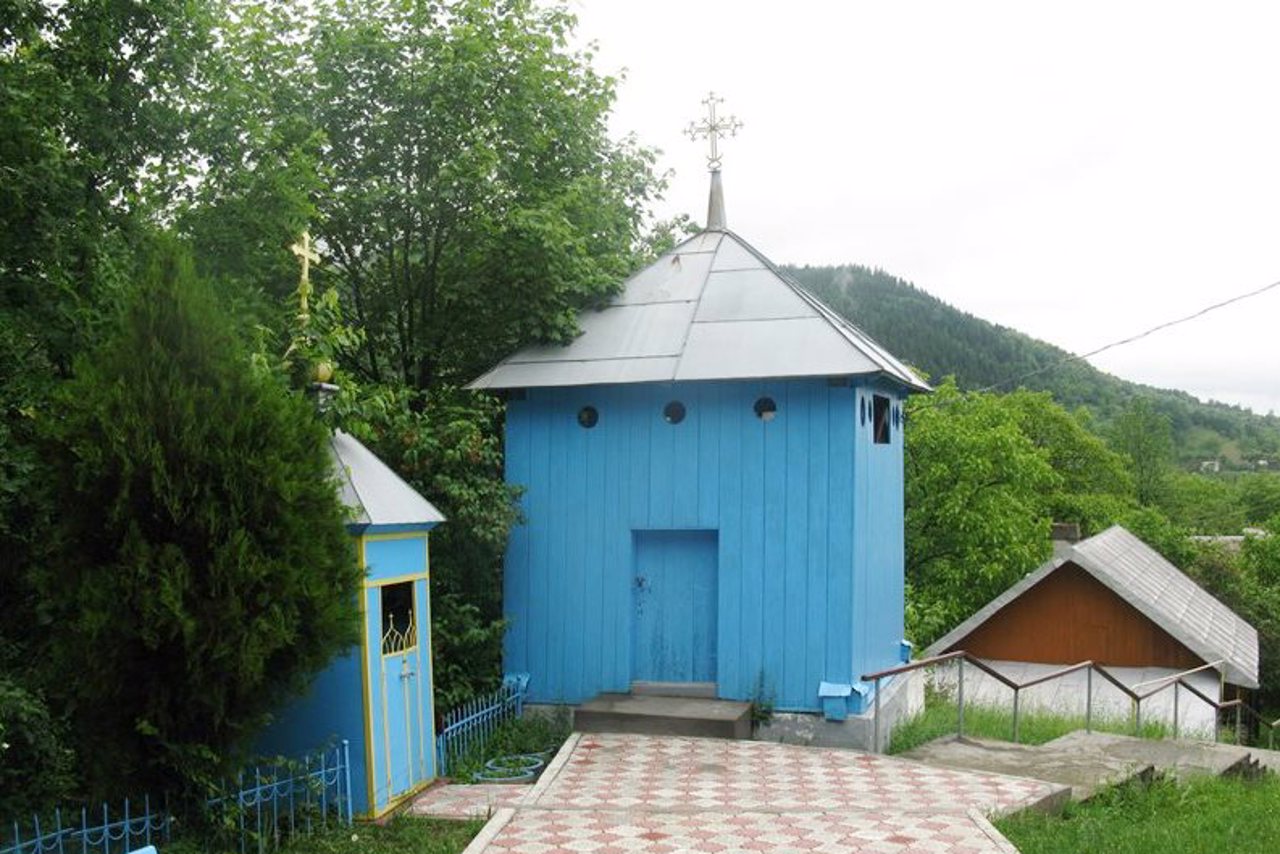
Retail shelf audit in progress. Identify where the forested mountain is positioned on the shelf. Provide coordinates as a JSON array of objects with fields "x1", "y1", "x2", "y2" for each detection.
[{"x1": 786, "y1": 264, "x2": 1280, "y2": 468}]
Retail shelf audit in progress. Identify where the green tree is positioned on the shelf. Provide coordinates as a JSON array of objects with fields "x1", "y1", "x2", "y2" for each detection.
[
  {"x1": 306, "y1": 0, "x2": 663, "y2": 388},
  {"x1": 1111, "y1": 398, "x2": 1175, "y2": 506},
  {"x1": 1240, "y1": 474, "x2": 1280, "y2": 526},
  {"x1": 1161, "y1": 472, "x2": 1245, "y2": 534},
  {"x1": 904, "y1": 381, "x2": 1059, "y2": 645},
  {"x1": 34, "y1": 245, "x2": 361, "y2": 797},
  {"x1": 1, "y1": 0, "x2": 212, "y2": 676}
]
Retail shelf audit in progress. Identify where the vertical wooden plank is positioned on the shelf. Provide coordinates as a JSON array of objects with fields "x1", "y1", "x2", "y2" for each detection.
[
  {"x1": 649, "y1": 387, "x2": 675, "y2": 529},
  {"x1": 526, "y1": 392, "x2": 553, "y2": 698},
  {"x1": 697, "y1": 384, "x2": 720, "y2": 528},
  {"x1": 806, "y1": 383, "x2": 831, "y2": 691},
  {"x1": 852, "y1": 383, "x2": 875, "y2": 680},
  {"x1": 627, "y1": 386, "x2": 652, "y2": 529},
  {"x1": 544, "y1": 389, "x2": 569, "y2": 700},
  {"x1": 564, "y1": 386, "x2": 590, "y2": 702},
  {"x1": 825, "y1": 384, "x2": 855, "y2": 683},
  {"x1": 761, "y1": 380, "x2": 788, "y2": 705},
  {"x1": 717, "y1": 382, "x2": 744, "y2": 697},
  {"x1": 581, "y1": 389, "x2": 606, "y2": 699},
  {"x1": 690, "y1": 531, "x2": 719, "y2": 682},
  {"x1": 738, "y1": 382, "x2": 767, "y2": 699},
  {"x1": 782, "y1": 380, "x2": 811, "y2": 707},
  {"x1": 671, "y1": 385, "x2": 700, "y2": 527},
  {"x1": 603, "y1": 386, "x2": 630, "y2": 690}
]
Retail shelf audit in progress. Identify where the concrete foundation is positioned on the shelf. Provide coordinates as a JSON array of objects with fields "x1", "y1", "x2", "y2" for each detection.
[{"x1": 756, "y1": 669, "x2": 925, "y2": 751}]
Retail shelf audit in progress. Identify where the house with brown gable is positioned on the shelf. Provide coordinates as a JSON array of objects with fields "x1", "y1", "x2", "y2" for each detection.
[{"x1": 924, "y1": 525, "x2": 1258, "y2": 734}]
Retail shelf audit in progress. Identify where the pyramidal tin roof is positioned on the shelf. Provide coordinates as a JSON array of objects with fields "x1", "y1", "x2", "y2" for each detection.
[
  {"x1": 924, "y1": 525, "x2": 1259, "y2": 688},
  {"x1": 468, "y1": 226, "x2": 929, "y2": 391},
  {"x1": 329, "y1": 430, "x2": 445, "y2": 529}
]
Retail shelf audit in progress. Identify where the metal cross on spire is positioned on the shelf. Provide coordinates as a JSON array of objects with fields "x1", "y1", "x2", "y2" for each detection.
[
  {"x1": 686, "y1": 91, "x2": 742, "y2": 171},
  {"x1": 290, "y1": 230, "x2": 320, "y2": 323}
]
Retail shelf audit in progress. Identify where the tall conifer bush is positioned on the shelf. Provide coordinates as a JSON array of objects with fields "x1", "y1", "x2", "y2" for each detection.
[{"x1": 36, "y1": 245, "x2": 361, "y2": 798}]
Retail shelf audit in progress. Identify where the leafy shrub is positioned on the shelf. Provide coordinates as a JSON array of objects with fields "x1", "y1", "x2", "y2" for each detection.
[{"x1": 0, "y1": 676, "x2": 76, "y2": 816}]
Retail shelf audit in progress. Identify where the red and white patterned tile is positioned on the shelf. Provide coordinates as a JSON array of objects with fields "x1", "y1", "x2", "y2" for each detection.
[
  {"x1": 410, "y1": 781, "x2": 532, "y2": 819},
  {"x1": 439, "y1": 734, "x2": 1053, "y2": 854}
]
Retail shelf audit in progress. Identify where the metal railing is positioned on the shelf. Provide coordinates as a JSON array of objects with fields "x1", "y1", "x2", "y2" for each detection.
[
  {"x1": 208, "y1": 740, "x2": 353, "y2": 854},
  {"x1": 3, "y1": 743, "x2": 352, "y2": 854},
  {"x1": 3, "y1": 798, "x2": 169, "y2": 854},
  {"x1": 436, "y1": 673, "x2": 529, "y2": 777},
  {"x1": 862, "y1": 651, "x2": 1280, "y2": 753}
]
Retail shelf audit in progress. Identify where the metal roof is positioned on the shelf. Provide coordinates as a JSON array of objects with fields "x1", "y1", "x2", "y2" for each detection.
[
  {"x1": 924, "y1": 525, "x2": 1259, "y2": 688},
  {"x1": 329, "y1": 430, "x2": 445, "y2": 529},
  {"x1": 468, "y1": 227, "x2": 929, "y2": 391}
]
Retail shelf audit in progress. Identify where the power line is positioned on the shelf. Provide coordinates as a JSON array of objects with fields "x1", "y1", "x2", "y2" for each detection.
[{"x1": 929, "y1": 275, "x2": 1280, "y2": 400}]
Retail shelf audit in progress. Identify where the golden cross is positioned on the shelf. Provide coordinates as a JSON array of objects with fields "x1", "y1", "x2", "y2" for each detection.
[
  {"x1": 686, "y1": 91, "x2": 742, "y2": 171},
  {"x1": 290, "y1": 230, "x2": 321, "y2": 320}
]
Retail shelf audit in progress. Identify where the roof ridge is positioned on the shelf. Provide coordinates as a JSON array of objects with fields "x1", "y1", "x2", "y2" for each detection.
[{"x1": 670, "y1": 231, "x2": 725, "y2": 378}]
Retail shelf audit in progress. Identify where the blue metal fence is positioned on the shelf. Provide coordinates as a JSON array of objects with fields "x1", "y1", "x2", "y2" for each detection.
[
  {"x1": 436, "y1": 673, "x2": 529, "y2": 777},
  {"x1": 208, "y1": 740, "x2": 352, "y2": 854},
  {"x1": 3, "y1": 742, "x2": 351, "y2": 854},
  {"x1": 3, "y1": 797, "x2": 170, "y2": 854}
]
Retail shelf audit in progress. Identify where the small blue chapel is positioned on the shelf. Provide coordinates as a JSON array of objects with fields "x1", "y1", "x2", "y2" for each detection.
[
  {"x1": 259, "y1": 430, "x2": 444, "y2": 818},
  {"x1": 470, "y1": 153, "x2": 929, "y2": 718}
]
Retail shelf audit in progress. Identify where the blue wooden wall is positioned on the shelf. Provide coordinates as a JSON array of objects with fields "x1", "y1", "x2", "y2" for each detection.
[{"x1": 503, "y1": 377, "x2": 905, "y2": 711}]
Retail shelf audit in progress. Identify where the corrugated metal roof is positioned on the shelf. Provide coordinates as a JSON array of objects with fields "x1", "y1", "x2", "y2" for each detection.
[
  {"x1": 468, "y1": 228, "x2": 929, "y2": 391},
  {"x1": 329, "y1": 430, "x2": 445, "y2": 528},
  {"x1": 924, "y1": 525, "x2": 1259, "y2": 688}
]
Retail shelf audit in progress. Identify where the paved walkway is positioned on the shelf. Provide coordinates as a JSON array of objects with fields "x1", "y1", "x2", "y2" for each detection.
[{"x1": 420, "y1": 732, "x2": 1067, "y2": 854}]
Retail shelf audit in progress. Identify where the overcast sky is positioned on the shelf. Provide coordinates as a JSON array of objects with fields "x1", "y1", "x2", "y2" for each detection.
[{"x1": 568, "y1": 1, "x2": 1280, "y2": 416}]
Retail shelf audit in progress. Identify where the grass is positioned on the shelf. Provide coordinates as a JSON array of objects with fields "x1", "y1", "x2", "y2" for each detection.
[
  {"x1": 278, "y1": 816, "x2": 483, "y2": 854},
  {"x1": 447, "y1": 710, "x2": 571, "y2": 782},
  {"x1": 995, "y1": 773, "x2": 1280, "y2": 853},
  {"x1": 888, "y1": 692, "x2": 1169, "y2": 755}
]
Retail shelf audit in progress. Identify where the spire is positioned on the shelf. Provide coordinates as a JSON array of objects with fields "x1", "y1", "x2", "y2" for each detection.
[
  {"x1": 707, "y1": 169, "x2": 726, "y2": 231},
  {"x1": 686, "y1": 91, "x2": 741, "y2": 232}
]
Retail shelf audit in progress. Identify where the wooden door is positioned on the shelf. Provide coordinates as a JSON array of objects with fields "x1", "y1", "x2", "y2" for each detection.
[{"x1": 632, "y1": 530, "x2": 718, "y2": 684}]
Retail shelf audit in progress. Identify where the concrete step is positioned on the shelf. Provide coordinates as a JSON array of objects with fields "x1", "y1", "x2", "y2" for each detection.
[
  {"x1": 1041, "y1": 731, "x2": 1258, "y2": 783},
  {"x1": 1246, "y1": 744, "x2": 1280, "y2": 773},
  {"x1": 902, "y1": 729, "x2": 1276, "y2": 802},
  {"x1": 574, "y1": 693, "x2": 752, "y2": 740},
  {"x1": 900, "y1": 735, "x2": 1148, "y2": 801}
]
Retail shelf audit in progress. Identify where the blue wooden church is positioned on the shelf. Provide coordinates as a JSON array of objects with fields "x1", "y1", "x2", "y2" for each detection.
[
  {"x1": 470, "y1": 166, "x2": 929, "y2": 721},
  {"x1": 260, "y1": 430, "x2": 444, "y2": 818}
]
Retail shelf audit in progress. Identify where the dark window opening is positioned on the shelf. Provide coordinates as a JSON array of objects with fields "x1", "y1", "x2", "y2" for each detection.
[
  {"x1": 578, "y1": 406, "x2": 599, "y2": 428},
  {"x1": 663, "y1": 401, "x2": 686, "y2": 424},
  {"x1": 380, "y1": 581, "x2": 416, "y2": 654},
  {"x1": 873, "y1": 395, "x2": 891, "y2": 444},
  {"x1": 859, "y1": 397, "x2": 866, "y2": 426},
  {"x1": 753, "y1": 396, "x2": 777, "y2": 422}
]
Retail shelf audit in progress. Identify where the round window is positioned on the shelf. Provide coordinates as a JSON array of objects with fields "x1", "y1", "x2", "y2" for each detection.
[
  {"x1": 753, "y1": 396, "x2": 778, "y2": 422},
  {"x1": 577, "y1": 406, "x2": 599, "y2": 428},
  {"x1": 663, "y1": 401, "x2": 686, "y2": 424}
]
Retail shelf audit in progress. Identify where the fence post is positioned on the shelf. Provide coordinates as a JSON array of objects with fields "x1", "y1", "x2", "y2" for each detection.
[
  {"x1": 872, "y1": 676, "x2": 882, "y2": 753},
  {"x1": 1134, "y1": 697, "x2": 1142, "y2": 736},
  {"x1": 342, "y1": 740, "x2": 354, "y2": 825},
  {"x1": 1085, "y1": 668, "x2": 1093, "y2": 733},
  {"x1": 956, "y1": 659, "x2": 965, "y2": 739},
  {"x1": 1012, "y1": 690, "x2": 1020, "y2": 744},
  {"x1": 1172, "y1": 682, "x2": 1179, "y2": 740}
]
